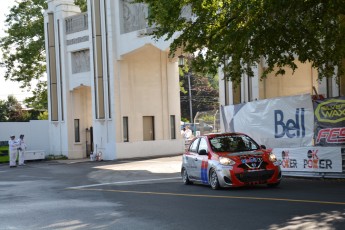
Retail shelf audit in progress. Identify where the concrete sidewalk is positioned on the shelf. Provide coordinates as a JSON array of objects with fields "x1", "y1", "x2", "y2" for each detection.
[{"x1": 52, "y1": 153, "x2": 183, "y2": 164}]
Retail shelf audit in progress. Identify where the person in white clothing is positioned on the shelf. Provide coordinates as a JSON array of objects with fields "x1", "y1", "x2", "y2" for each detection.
[
  {"x1": 184, "y1": 126, "x2": 193, "y2": 140},
  {"x1": 8, "y1": 135, "x2": 19, "y2": 168},
  {"x1": 17, "y1": 134, "x2": 27, "y2": 166}
]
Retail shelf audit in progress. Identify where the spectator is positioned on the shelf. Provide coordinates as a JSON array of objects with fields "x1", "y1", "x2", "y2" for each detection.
[
  {"x1": 181, "y1": 127, "x2": 186, "y2": 137},
  {"x1": 184, "y1": 126, "x2": 193, "y2": 140},
  {"x1": 17, "y1": 134, "x2": 27, "y2": 166},
  {"x1": 8, "y1": 135, "x2": 19, "y2": 168}
]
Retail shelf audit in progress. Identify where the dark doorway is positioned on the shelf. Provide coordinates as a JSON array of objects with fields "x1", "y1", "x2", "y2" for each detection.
[{"x1": 86, "y1": 126, "x2": 94, "y2": 157}]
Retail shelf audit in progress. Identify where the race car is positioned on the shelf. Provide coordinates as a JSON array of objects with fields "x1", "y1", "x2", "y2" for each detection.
[{"x1": 181, "y1": 132, "x2": 282, "y2": 189}]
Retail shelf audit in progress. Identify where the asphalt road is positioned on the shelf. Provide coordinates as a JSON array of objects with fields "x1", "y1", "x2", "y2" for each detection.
[{"x1": 1, "y1": 156, "x2": 345, "y2": 230}]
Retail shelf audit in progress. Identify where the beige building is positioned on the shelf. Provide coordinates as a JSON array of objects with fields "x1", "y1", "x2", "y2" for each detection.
[
  {"x1": 44, "y1": 0, "x2": 184, "y2": 160},
  {"x1": 219, "y1": 60, "x2": 344, "y2": 106}
]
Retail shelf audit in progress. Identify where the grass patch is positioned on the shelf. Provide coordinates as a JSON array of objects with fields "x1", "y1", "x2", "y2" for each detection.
[
  {"x1": 0, "y1": 146, "x2": 9, "y2": 163},
  {"x1": 1, "y1": 149, "x2": 68, "y2": 163}
]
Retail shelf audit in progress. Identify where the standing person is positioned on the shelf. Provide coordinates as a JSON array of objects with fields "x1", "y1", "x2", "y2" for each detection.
[
  {"x1": 184, "y1": 125, "x2": 193, "y2": 140},
  {"x1": 181, "y1": 127, "x2": 186, "y2": 138},
  {"x1": 18, "y1": 134, "x2": 27, "y2": 166},
  {"x1": 8, "y1": 135, "x2": 19, "y2": 168}
]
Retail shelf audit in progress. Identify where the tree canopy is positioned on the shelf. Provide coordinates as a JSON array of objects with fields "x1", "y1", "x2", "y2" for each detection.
[
  {"x1": 180, "y1": 59, "x2": 219, "y2": 122},
  {"x1": 0, "y1": 0, "x2": 87, "y2": 110},
  {"x1": 0, "y1": 95, "x2": 30, "y2": 122},
  {"x1": 0, "y1": 0, "x2": 47, "y2": 90},
  {"x1": 136, "y1": 0, "x2": 345, "y2": 84}
]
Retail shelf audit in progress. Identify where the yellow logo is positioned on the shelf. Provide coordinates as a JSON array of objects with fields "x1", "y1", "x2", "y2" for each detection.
[{"x1": 315, "y1": 99, "x2": 345, "y2": 123}]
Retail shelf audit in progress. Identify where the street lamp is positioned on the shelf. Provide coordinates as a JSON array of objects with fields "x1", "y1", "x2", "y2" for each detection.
[
  {"x1": 178, "y1": 54, "x2": 193, "y2": 124},
  {"x1": 178, "y1": 54, "x2": 185, "y2": 68}
]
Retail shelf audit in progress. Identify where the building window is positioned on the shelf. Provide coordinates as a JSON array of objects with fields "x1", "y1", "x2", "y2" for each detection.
[
  {"x1": 170, "y1": 115, "x2": 176, "y2": 139},
  {"x1": 123, "y1": 116, "x2": 129, "y2": 142},
  {"x1": 74, "y1": 119, "x2": 80, "y2": 142},
  {"x1": 143, "y1": 116, "x2": 155, "y2": 141}
]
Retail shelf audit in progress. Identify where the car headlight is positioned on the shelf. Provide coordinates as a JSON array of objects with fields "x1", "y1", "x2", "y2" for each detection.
[
  {"x1": 269, "y1": 153, "x2": 277, "y2": 162},
  {"x1": 219, "y1": 157, "x2": 235, "y2": 166}
]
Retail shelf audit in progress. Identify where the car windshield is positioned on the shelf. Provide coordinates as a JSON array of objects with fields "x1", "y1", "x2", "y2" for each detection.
[{"x1": 209, "y1": 134, "x2": 260, "y2": 152}]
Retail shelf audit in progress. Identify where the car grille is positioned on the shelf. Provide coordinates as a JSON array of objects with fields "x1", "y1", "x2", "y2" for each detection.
[
  {"x1": 238, "y1": 155, "x2": 268, "y2": 170},
  {"x1": 235, "y1": 170, "x2": 275, "y2": 183}
]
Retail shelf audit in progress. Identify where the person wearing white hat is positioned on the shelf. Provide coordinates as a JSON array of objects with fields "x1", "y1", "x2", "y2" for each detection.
[
  {"x1": 17, "y1": 134, "x2": 27, "y2": 166},
  {"x1": 8, "y1": 135, "x2": 19, "y2": 167}
]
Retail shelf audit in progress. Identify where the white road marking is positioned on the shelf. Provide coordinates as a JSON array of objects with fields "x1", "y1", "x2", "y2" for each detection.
[{"x1": 67, "y1": 177, "x2": 181, "y2": 189}]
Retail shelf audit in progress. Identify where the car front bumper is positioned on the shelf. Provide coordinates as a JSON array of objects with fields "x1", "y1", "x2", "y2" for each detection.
[{"x1": 214, "y1": 164, "x2": 282, "y2": 187}]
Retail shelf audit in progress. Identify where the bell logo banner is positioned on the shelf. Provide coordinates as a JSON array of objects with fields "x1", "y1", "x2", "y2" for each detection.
[{"x1": 221, "y1": 94, "x2": 314, "y2": 148}]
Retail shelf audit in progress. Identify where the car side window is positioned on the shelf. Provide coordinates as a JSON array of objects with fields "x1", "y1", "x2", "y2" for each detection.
[
  {"x1": 198, "y1": 138, "x2": 208, "y2": 153},
  {"x1": 189, "y1": 138, "x2": 200, "y2": 153}
]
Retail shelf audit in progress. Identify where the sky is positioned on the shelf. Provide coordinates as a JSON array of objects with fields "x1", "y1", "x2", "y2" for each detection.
[{"x1": 0, "y1": 0, "x2": 33, "y2": 102}]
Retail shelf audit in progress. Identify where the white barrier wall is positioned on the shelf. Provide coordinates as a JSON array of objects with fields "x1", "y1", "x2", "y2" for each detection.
[
  {"x1": 0, "y1": 120, "x2": 50, "y2": 155},
  {"x1": 116, "y1": 139, "x2": 185, "y2": 160}
]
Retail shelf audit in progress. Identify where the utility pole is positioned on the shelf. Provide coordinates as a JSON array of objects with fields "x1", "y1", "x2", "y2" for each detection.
[{"x1": 187, "y1": 72, "x2": 193, "y2": 123}]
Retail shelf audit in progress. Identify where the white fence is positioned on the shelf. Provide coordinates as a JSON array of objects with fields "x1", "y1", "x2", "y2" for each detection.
[{"x1": 0, "y1": 120, "x2": 50, "y2": 156}]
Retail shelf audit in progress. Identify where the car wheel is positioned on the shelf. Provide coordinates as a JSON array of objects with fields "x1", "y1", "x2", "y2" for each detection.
[
  {"x1": 267, "y1": 181, "x2": 280, "y2": 187},
  {"x1": 209, "y1": 168, "x2": 220, "y2": 190},
  {"x1": 181, "y1": 167, "x2": 192, "y2": 185}
]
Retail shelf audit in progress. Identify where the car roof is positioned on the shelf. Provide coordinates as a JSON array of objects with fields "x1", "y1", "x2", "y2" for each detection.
[{"x1": 199, "y1": 132, "x2": 246, "y2": 138}]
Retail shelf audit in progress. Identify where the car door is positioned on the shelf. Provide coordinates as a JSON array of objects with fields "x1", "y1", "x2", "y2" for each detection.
[
  {"x1": 194, "y1": 137, "x2": 209, "y2": 184},
  {"x1": 185, "y1": 138, "x2": 200, "y2": 180}
]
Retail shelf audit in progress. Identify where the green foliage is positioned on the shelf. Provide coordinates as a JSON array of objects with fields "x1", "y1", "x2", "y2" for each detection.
[
  {"x1": 0, "y1": 146, "x2": 9, "y2": 164},
  {"x1": 37, "y1": 111, "x2": 48, "y2": 120},
  {"x1": 74, "y1": 0, "x2": 88, "y2": 12},
  {"x1": 0, "y1": 95, "x2": 44, "y2": 121},
  {"x1": 0, "y1": 100, "x2": 7, "y2": 121},
  {"x1": 198, "y1": 114, "x2": 216, "y2": 123},
  {"x1": 180, "y1": 57, "x2": 219, "y2": 121},
  {"x1": 181, "y1": 117, "x2": 189, "y2": 123},
  {"x1": 24, "y1": 80, "x2": 48, "y2": 110},
  {"x1": 0, "y1": 0, "x2": 87, "y2": 112},
  {"x1": 0, "y1": 95, "x2": 30, "y2": 122},
  {"x1": 135, "y1": 0, "x2": 345, "y2": 83},
  {"x1": 0, "y1": 0, "x2": 47, "y2": 88}
]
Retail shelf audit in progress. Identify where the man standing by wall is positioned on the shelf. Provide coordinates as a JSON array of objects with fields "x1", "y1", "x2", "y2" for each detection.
[
  {"x1": 8, "y1": 135, "x2": 19, "y2": 168},
  {"x1": 17, "y1": 134, "x2": 27, "y2": 166}
]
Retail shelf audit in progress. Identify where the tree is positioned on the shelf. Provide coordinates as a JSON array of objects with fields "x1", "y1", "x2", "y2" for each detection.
[
  {"x1": 180, "y1": 57, "x2": 219, "y2": 122},
  {"x1": 37, "y1": 111, "x2": 48, "y2": 120},
  {"x1": 0, "y1": 95, "x2": 30, "y2": 122},
  {"x1": 0, "y1": 0, "x2": 47, "y2": 104},
  {"x1": 135, "y1": 0, "x2": 345, "y2": 84},
  {"x1": 0, "y1": 0, "x2": 87, "y2": 111},
  {"x1": 74, "y1": 0, "x2": 87, "y2": 12},
  {"x1": 0, "y1": 99, "x2": 7, "y2": 121}
]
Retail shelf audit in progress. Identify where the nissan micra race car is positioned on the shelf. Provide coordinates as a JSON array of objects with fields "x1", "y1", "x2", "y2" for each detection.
[{"x1": 181, "y1": 133, "x2": 281, "y2": 189}]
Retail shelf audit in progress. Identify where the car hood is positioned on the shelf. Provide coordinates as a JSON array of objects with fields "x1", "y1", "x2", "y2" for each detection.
[
  {"x1": 215, "y1": 150, "x2": 266, "y2": 158},
  {"x1": 227, "y1": 151, "x2": 264, "y2": 156}
]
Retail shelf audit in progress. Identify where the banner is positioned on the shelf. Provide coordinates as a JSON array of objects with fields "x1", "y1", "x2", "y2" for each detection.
[
  {"x1": 221, "y1": 94, "x2": 314, "y2": 148},
  {"x1": 273, "y1": 147, "x2": 343, "y2": 173},
  {"x1": 314, "y1": 96, "x2": 345, "y2": 146}
]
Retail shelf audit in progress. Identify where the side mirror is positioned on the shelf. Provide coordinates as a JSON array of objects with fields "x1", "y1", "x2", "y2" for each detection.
[
  {"x1": 260, "y1": 145, "x2": 266, "y2": 149},
  {"x1": 198, "y1": 149, "x2": 208, "y2": 155}
]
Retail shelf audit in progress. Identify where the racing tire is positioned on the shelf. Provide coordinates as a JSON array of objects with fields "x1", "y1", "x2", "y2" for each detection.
[
  {"x1": 209, "y1": 168, "x2": 220, "y2": 190},
  {"x1": 267, "y1": 181, "x2": 280, "y2": 187},
  {"x1": 181, "y1": 167, "x2": 192, "y2": 185}
]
